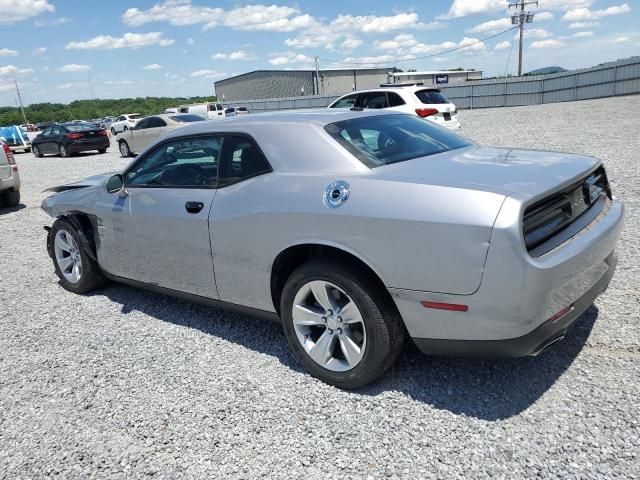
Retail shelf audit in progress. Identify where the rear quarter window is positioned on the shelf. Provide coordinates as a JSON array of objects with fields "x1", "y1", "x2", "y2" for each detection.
[{"x1": 415, "y1": 89, "x2": 450, "y2": 105}]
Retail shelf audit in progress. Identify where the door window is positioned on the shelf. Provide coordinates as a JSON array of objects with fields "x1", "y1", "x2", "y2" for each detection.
[
  {"x1": 218, "y1": 136, "x2": 271, "y2": 186},
  {"x1": 387, "y1": 92, "x2": 406, "y2": 107},
  {"x1": 331, "y1": 94, "x2": 358, "y2": 108},
  {"x1": 135, "y1": 118, "x2": 152, "y2": 129},
  {"x1": 360, "y1": 92, "x2": 388, "y2": 109},
  {"x1": 147, "y1": 117, "x2": 167, "y2": 128},
  {"x1": 125, "y1": 137, "x2": 221, "y2": 188}
]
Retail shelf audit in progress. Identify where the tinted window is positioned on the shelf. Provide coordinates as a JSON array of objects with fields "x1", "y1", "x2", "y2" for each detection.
[
  {"x1": 135, "y1": 118, "x2": 152, "y2": 129},
  {"x1": 146, "y1": 117, "x2": 167, "y2": 128},
  {"x1": 170, "y1": 115, "x2": 205, "y2": 123},
  {"x1": 64, "y1": 124, "x2": 98, "y2": 132},
  {"x1": 237, "y1": 107, "x2": 248, "y2": 112},
  {"x1": 325, "y1": 114, "x2": 471, "y2": 168},
  {"x1": 117, "y1": 116, "x2": 124, "y2": 122},
  {"x1": 387, "y1": 92, "x2": 406, "y2": 107},
  {"x1": 219, "y1": 136, "x2": 271, "y2": 186},
  {"x1": 129, "y1": 114, "x2": 143, "y2": 119},
  {"x1": 331, "y1": 94, "x2": 358, "y2": 109},
  {"x1": 225, "y1": 108, "x2": 235, "y2": 114},
  {"x1": 125, "y1": 137, "x2": 221, "y2": 188},
  {"x1": 415, "y1": 89, "x2": 450, "y2": 105},
  {"x1": 361, "y1": 92, "x2": 388, "y2": 109}
]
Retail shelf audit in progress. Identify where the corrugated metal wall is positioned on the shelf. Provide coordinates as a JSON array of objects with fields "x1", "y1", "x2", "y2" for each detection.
[{"x1": 225, "y1": 57, "x2": 640, "y2": 112}]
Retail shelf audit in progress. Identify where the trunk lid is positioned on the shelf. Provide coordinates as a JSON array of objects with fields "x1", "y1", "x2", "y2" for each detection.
[{"x1": 376, "y1": 145, "x2": 600, "y2": 199}]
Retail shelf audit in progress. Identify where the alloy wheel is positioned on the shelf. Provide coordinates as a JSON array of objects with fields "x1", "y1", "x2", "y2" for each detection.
[
  {"x1": 119, "y1": 141, "x2": 130, "y2": 157},
  {"x1": 292, "y1": 280, "x2": 367, "y2": 372},
  {"x1": 54, "y1": 230, "x2": 83, "y2": 283}
]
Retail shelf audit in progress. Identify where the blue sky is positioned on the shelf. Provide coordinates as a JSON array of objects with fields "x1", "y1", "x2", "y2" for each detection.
[{"x1": 0, "y1": 0, "x2": 637, "y2": 105}]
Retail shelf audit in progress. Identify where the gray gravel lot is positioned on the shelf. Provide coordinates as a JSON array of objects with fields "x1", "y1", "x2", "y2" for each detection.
[{"x1": 1, "y1": 96, "x2": 639, "y2": 479}]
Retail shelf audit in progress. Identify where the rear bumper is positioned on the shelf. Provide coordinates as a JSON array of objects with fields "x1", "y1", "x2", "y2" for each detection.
[
  {"x1": 412, "y1": 251, "x2": 616, "y2": 357},
  {"x1": 0, "y1": 171, "x2": 20, "y2": 192},
  {"x1": 68, "y1": 138, "x2": 109, "y2": 153}
]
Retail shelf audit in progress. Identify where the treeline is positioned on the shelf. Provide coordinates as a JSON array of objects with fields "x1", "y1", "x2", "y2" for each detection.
[{"x1": 0, "y1": 96, "x2": 217, "y2": 126}]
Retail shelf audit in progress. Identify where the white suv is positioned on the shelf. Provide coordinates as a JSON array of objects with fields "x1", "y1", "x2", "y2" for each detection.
[
  {"x1": 0, "y1": 139, "x2": 21, "y2": 207},
  {"x1": 110, "y1": 114, "x2": 144, "y2": 135},
  {"x1": 329, "y1": 85, "x2": 461, "y2": 130}
]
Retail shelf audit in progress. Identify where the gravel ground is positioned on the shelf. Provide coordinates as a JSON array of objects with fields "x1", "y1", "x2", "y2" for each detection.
[{"x1": 1, "y1": 96, "x2": 639, "y2": 479}]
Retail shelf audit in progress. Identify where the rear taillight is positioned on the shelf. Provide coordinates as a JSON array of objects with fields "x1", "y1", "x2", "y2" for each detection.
[
  {"x1": 415, "y1": 108, "x2": 439, "y2": 118},
  {"x1": 2, "y1": 143, "x2": 14, "y2": 164},
  {"x1": 66, "y1": 132, "x2": 84, "y2": 140},
  {"x1": 97, "y1": 130, "x2": 108, "y2": 136}
]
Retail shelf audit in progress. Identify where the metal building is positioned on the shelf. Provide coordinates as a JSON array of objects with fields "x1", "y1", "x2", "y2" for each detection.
[
  {"x1": 390, "y1": 70, "x2": 482, "y2": 86},
  {"x1": 214, "y1": 68, "x2": 393, "y2": 102}
]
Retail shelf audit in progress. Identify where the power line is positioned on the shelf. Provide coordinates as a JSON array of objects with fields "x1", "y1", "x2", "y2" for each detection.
[{"x1": 319, "y1": 27, "x2": 518, "y2": 66}]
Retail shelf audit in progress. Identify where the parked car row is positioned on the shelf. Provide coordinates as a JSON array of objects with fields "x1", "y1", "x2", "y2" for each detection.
[
  {"x1": 32, "y1": 122, "x2": 110, "y2": 158},
  {"x1": 0, "y1": 138, "x2": 20, "y2": 207}
]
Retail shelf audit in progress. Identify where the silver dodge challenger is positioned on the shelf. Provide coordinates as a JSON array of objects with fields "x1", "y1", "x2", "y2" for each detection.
[{"x1": 41, "y1": 109, "x2": 624, "y2": 388}]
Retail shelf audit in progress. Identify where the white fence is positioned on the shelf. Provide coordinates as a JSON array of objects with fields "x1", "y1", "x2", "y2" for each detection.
[{"x1": 232, "y1": 56, "x2": 640, "y2": 113}]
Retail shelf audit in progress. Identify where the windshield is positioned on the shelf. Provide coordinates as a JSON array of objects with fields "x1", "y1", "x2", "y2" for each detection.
[
  {"x1": 325, "y1": 114, "x2": 471, "y2": 168},
  {"x1": 170, "y1": 114, "x2": 205, "y2": 123},
  {"x1": 414, "y1": 89, "x2": 450, "y2": 105}
]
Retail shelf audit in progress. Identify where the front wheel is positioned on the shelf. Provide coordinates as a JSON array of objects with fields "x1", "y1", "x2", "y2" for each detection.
[
  {"x1": 32, "y1": 145, "x2": 42, "y2": 157},
  {"x1": 59, "y1": 144, "x2": 70, "y2": 158},
  {"x1": 280, "y1": 259, "x2": 405, "y2": 389},
  {"x1": 1, "y1": 190, "x2": 20, "y2": 207},
  {"x1": 98, "y1": 148, "x2": 107, "y2": 154},
  {"x1": 50, "y1": 218, "x2": 105, "y2": 293},
  {"x1": 118, "y1": 141, "x2": 131, "y2": 157},
  {"x1": 111, "y1": 127, "x2": 116, "y2": 136}
]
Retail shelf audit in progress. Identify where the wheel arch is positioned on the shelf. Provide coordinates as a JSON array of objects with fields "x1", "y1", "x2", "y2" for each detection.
[
  {"x1": 49, "y1": 212, "x2": 99, "y2": 262},
  {"x1": 270, "y1": 242, "x2": 392, "y2": 315}
]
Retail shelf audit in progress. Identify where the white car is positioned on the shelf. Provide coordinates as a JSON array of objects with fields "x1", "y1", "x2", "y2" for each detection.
[
  {"x1": 0, "y1": 139, "x2": 21, "y2": 207},
  {"x1": 116, "y1": 113, "x2": 205, "y2": 157},
  {"x1": 329, "y1": 85, "x2": 461, "y2": 130},
  {"x1": 110, "y1": 114, "x2": 143, "y2": 135}
]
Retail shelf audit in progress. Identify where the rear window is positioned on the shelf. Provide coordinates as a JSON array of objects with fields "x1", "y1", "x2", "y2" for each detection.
[
  {"x1": 63, "y1": 124, "x2": 98, "y2": 132},
  {"x1": 225, "y1": 108, "x2": 235, "y2": 114},
  {"x1": 170, "y1": 114, "x2": 205, "y2": 123},
  {"x1": 325, "y1": 114, "x2": 471, "y2": 168},
  {"x1": 237, "y1": 107, "x2": 248, "y2": 112},
  {"x1": 414, "y1": 89, "x2": 450, "y2": 105}
]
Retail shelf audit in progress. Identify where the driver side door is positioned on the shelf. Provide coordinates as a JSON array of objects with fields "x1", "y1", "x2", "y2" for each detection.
[{"x1": 94, "y1": 135, "x2": 222, "y2": 299}]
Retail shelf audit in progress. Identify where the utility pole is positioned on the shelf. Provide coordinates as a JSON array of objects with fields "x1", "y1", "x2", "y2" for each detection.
[
  {"x1": 509, "y1": 0, "x2": 537, "y2": 76},
  {"x1": 314, "y1": 56, "x2": 321, "y2": 96},
  {"x1": 14, "y1": 79, "x2": 28, "y2": 124}
]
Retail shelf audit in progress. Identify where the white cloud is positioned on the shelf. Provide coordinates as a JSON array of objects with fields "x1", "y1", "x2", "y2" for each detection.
[
  {"x1": 0, "y1": 0, "x2": 54, "y2": 24},
  {"x1": 535, "y1": 11, "x2": 555, "y2": 21},
  {"x1": 340, "y1": 37, "x2": 364, "y2": 51},
  {"x1": 538, "y1": 0, "x2": 593, "y2": 10},
  {"x1": 33, "y1": 47, "x2": 47, "y2": 55},
  {"x1": 34, "y1": 16, "x2": 72, "y2": 27},
  {"x1": 142, "y1": 63, "x2": 163, "y2": 70},
  {"x1": 567, "y1": 21, "x2": 598, "y2": 28},
  {"x1": 66, "y1": 32, "x2": 174, "y2": 50},
  {"x1": 494, "y1": 40, "x2": 512, "y2": 50},
  {"x1": 614, "y1": 36, "x2": 631, "y2": 43},
  {"x1": 58, "y1": 64, "x2": 91, "y2": 72},
  {"x1": 440, "y1": 0, "x2": 506, "y2": 19},
  {"x1": 190, "y1": 69, "x2": 227, "y2": 79},
  {"x1": 374, "y1": 34, "x2": 418, "y2": 50},
  {"x1": 563, "y1": 3, "x2": 630, "y2": 21},
  {"x1": 268, "y1": 51, "x2": 313, "y2": 66},
  {"x1": 104, "y1": 80, "x2": 134, "y2": 85},
  {"x1": 524, "y1": 28, "x2": 552, "y2": 39},
  {"x1": 0, "y1": 65, "x2": 34, "y2": 76},
  {"x1": 122, "y1": 1, "x2": 316, "y2": 32},
  {"x1": 0, "y1": 48, "x2": 18, "y2": 57},
  {"x1": 572, "y1": 31, "x2": 593, "y2": 38},
  {"x1": 212, "y1": 50, "x2": 255, "y2": 60},
  {"x1": 467, "y1": 17, "x2": 511, "y2": 34},
  {"x1": 57, "y1": 82, "x2": 85, "y2": 90},
  {"x1": 187, "y1": 37, "x2": 194, "y2": 45},
  {"x1": 530, "y1": 38, "x2": 566, "y2": 49}
]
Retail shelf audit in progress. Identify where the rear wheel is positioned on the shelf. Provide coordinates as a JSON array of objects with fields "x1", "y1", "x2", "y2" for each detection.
[
  {"x1": 32, "y1": 145, "x2": 42, "y2": 157},
  {"x1": 1, "y1": 190, "x2": 20, "y2": 207},
  {"x1": 98, "y1": 148, "x2": 107, "y2": 154},
  {"x1": 50, "y1": 218, "x2": 104, "y2": 293},
  {"x1": 111, "y1": 127, "x2": 116, "y2": 136},
  {"x1": 59, "y1": 144, "x2": 70, "y2": 158},
  {"x1": 118, "y1": 141, "x2": 131, "y2": 157},
  {"x1": 280, "y1": 259, "x2": 404, "y2": 389}
]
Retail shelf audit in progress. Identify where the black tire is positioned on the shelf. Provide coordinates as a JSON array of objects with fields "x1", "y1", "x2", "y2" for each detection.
[
  {"x1": 59, "y1": 143, "x2": 70, "y2": 158},
  {"x1": 50, "y1": 218, "x2": 105, "y2": 294},
  {"x1": 32, "y1": 145, "x2": 43, "y2": 157},
  {"x1": 98, "y1": 148, "x2": 107, "y2": 154},
  {"x1": 111, "y1": 127, "x2": 116, "y2": 136},
  {"x1": 280, "y1": 258, "x2": 405, "y2": 389},
  {"x1": 1, "y1": 190, "x2": 20, "y2": 207},
  {"x1": 23, "y1": 148, "x2": 31, "y2": 153},
  {"x1": 124, "y1": 126, "x2": 128, "y2": 131},
  {"x1": 118, "y1": 141, "x2": 131, "y2": 158}
]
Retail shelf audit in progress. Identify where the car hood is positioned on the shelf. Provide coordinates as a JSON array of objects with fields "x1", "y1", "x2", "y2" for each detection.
[
  {"x1": 376, "y1": 145, "x2": 600, "y2": 199},
  {"x1": 44, "y1": 172, "x2": 114, "y2": 193}
]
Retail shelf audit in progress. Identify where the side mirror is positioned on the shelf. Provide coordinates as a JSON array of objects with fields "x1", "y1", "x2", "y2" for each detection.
[{"x1": 106, "y1": 174, "x2": 127, "y2": 196}]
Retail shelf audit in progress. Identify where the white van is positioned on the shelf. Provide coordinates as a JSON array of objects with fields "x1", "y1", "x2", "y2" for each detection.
[{"x1": 182, "y1": 103, "x2": 227, "y2": 120}]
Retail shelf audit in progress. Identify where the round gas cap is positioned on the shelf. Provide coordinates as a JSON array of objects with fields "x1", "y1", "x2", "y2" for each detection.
[{"x1": 324, "y1": 180, "x2": 350, "y2": 209}]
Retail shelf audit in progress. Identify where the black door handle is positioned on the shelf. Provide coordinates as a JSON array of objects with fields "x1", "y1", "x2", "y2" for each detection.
[{"x1": 185, "y1": 201, "x2": 204, "y2": 214}]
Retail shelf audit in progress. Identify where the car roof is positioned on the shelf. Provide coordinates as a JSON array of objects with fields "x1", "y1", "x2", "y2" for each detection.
[{"x1": 336, "y1": 85, "x2": 441, "y2": 97}]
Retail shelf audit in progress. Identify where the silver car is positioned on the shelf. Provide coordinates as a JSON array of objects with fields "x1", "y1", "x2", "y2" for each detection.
[{"x1": 41, "y1": 110, "x2": 624, "y2": 388}]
